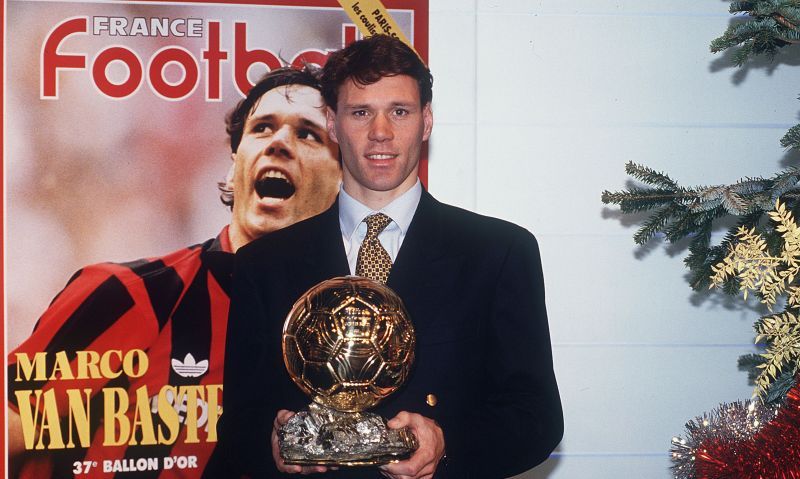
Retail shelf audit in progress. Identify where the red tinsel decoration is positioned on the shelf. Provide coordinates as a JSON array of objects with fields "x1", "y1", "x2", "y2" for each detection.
[{"x1": 695, "y1": 385, "x2": 800, "y2": 478}]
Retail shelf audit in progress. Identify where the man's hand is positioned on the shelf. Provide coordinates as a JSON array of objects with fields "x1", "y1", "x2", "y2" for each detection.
[
  {"x1": 271, "y1": 410, "x2": 328, "y2": 475},
  {"x1": 380, "y1": 411, "x2": 445, "y2": 479}
]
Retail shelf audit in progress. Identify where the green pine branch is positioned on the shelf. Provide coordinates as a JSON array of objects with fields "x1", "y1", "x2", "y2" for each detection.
[
  {"x1": 685, "y1": 213, "x2": 760, "y2": 290},
  {"x1": 765, "y1": 368, "x2": 797, "y2": 403},
  {"x1": 711, "y1": 1, "x2": 800, "y2": 65},
  {"x1": 602, "y1": 165, "x2": 800, "y2": 291},
  {"x1": 624, "y1": 162, "x2": 681, "y2": 190},
  {"x1": 781, "y1": 123, "x2": 800, "y2": 149},
  {"x1": 711, "y1": 2, "x2": 800, "y2": 159},
  {"x1": 601, "y1": 187, "x2": 682, "y2": 213},
  {"x1": 736, "y1": 352, "x2": 795, "y2": 404}
]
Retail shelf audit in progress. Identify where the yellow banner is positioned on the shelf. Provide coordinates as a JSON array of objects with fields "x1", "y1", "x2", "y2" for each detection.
[{"x1": 337, "y1": 0, "x2": 413, "y2": 51}]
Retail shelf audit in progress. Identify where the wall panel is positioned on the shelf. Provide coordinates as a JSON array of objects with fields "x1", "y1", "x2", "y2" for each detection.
[{"x1": 427, "y1": 1, "x2": 796, "y2": 477}]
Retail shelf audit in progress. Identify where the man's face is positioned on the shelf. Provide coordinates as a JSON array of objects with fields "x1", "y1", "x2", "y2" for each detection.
[
  {"x1": 229, "y1": 84, "x2": 340, "y2": 249},
  {"x1": 326, "y1": 75, "x2": 432, "y2": 205}
]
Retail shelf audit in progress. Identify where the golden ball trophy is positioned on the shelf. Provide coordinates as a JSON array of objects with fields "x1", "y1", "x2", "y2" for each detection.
[{"x1": 279, "y1": 276, "x2": 418, "y2": 466}]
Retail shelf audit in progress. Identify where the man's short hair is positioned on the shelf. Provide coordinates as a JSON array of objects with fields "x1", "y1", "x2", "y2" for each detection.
[
  {"x1": 220, "y1": 66, "x2": 323, "y2": 207},
  {"x1": 320, "y1": 34, "x2": 433, "y2": 111},
  {"x1": 226, "y1": 66, "x2": 323, "y2": 154}
]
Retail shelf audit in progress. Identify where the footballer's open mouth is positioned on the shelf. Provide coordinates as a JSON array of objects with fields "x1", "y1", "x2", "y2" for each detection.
[{"x1": 255, "y1": 170, "x2": 295, "y2": 200}]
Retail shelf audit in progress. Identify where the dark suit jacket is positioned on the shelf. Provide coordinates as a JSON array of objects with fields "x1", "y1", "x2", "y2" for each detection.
[{"x1": 218, "y1": 191, "x2": 563, "y2": 479}]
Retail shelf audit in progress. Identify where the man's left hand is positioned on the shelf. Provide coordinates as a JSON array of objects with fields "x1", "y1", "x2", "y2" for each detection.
[{"x1": 379, "y1": 411, "x2": 445, "y2": 479}]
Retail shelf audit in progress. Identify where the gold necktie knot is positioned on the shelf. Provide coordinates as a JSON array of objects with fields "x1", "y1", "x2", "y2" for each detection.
[
  {"x1": 355, "y1": 213, "x2": 393, "y2": 284},
  {"x1": 364, "y1": 213, "x2": 392, "y2": 238}
]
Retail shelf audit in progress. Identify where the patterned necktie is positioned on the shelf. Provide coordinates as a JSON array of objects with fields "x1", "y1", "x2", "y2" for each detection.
[{"x1": 355, "y1": 213, "x2": 393, "y2": 284}]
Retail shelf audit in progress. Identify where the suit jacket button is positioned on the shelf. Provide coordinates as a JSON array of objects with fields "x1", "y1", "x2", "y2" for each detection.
[{"x1": 426, "y1": 394, "x2": 438, "y2": 407}]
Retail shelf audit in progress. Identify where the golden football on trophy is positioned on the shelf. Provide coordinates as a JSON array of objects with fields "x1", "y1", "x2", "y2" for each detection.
[
  {"x1": 279, "y1": 276, "x2": 418, "y2": 466},
  {"x1": 283, "y1": 276, "x2": 416, "y2": 412}
]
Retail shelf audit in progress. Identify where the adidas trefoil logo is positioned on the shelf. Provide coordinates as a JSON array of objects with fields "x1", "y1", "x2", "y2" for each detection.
[{"x1": 171, "y1": 353, "x2": 209, "y2": 378}]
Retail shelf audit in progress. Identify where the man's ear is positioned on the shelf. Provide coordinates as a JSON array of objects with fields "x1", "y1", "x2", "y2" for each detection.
[
  {"x1": 326, "y1": 106, "x2": 339, "y2": 144},
  {"x1": 225, "y1": 154, "x2": 236, "y2": 190},
  {"x1": 422, "y1": 102, "x2": 433, "y2": 142}
]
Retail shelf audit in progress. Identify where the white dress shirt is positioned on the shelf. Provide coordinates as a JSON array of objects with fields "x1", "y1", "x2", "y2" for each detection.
[{"x1": 339, "y1": 180, "x2": 422, "y2": 275}]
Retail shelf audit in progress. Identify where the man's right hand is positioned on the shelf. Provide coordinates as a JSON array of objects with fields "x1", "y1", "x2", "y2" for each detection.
[{"x1": 272, "y1": 409, "x2": 329, "y2": 475}]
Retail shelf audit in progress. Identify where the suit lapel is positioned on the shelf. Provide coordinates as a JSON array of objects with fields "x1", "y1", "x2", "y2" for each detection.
[
  {"x1": 294, "y1": 200, "x2": 350, "y2": 294},
  {"x1": 388, "y1": 191, "x2": 460, "y2": 330},
  {"x1": 389, "y1": 190, "x2": 445, "y2": 281}
]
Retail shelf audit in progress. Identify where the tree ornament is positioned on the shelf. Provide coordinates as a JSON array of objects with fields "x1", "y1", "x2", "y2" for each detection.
[{"x1": 672, "y1": 382, "x2": 800, "y2": 479}]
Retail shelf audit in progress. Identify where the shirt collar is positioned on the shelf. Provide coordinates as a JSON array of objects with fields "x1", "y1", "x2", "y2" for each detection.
[
  {"x1": 209, "y1": 225, "x2": 234, "y2": 254},
  {"x1": 339, "y1": 180, "x2": 422, "y2": 239}
]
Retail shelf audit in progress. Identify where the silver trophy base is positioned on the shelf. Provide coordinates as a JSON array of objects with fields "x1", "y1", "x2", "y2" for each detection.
[{"x1": 278, "y1": 402, "x2": 418, "y2": 466}]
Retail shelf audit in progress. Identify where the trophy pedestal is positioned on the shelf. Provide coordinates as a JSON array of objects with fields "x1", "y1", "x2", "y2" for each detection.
[{"x1": 279, "y1": 402, "x2": 418, "y2": 466}]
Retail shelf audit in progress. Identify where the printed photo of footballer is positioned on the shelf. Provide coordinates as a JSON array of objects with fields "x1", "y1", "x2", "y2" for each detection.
[{"x1": 7, "y1": 66, "x2": 341, "y2": 479}]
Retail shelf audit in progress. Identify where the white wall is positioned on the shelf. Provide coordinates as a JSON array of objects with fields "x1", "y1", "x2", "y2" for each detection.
[{"x1": 426, "y1": 1, "x2": 800, "y2": 477}]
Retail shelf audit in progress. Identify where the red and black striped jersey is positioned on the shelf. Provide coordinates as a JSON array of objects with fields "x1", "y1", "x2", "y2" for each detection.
[{"x1": 9, "y1": 227, "x2": 233, "y2": 479}]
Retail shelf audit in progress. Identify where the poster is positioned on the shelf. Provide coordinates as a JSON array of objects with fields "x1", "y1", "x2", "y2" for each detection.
[{"x1": 4, "y1": 0, "x2": 428, "y2": 476}]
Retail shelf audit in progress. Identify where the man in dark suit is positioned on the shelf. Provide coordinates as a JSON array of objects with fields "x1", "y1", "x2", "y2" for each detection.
[{"x1": 219, "y1": 35, "x2": 563, "y2": 479}]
